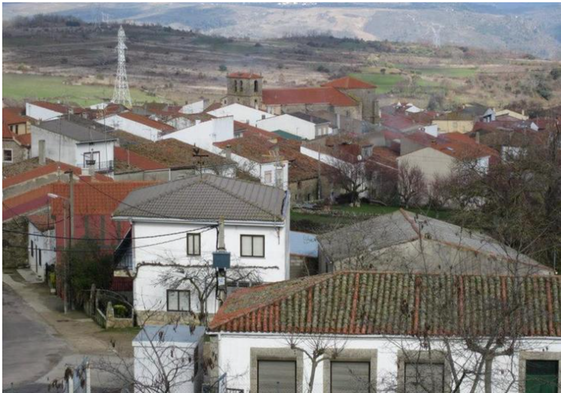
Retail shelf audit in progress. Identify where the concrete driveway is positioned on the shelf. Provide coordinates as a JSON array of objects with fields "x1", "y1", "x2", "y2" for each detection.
[{"x1": 2, "y1": 284, "x2": 71, "y2": 390}]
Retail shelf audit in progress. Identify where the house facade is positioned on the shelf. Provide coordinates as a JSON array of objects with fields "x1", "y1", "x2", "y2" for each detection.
[
  {"x1": 25, "y1": 101, "x2": 69, "y2": 121},
  {"x1": 30, "y1": 118, "x2": 116, "y2": 174},
  {"x1": 112, "y1": 175, "x2": 291, "y2": 325},
  {"x1": 256, "y1": 113, "x2": 326, "y2": 140},
  {"x1": 100, "y1": 112, "x2": 175, "y2": 141},
  {"x1": 208, "y1": 103, "x2": 273, "y2": 127},
  {"x1": 207, "y1": 271, "x2": 561, "y2": 393},
  {"x1": 3, "y1": 124, "x2": 29, "y2": 165},
  {"x1": 27, "y1": 213, "x2": 56, "y2": 281},
  {"x1": 163, "y1": 116, "x2": 234, "y2": 152}
]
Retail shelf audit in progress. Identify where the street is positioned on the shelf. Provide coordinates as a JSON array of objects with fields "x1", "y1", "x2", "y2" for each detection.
[{"x1": 2, "y1": 284, "x2": 70, "y2": 390}]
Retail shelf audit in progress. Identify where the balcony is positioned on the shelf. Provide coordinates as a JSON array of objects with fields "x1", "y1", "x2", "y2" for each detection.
[{"x1": 76, "y1": 160, "x2": 114, "y2": 173}]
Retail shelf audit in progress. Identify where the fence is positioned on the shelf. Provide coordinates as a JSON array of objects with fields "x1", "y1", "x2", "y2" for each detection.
[{"x1": 84, "y1": 284, "x2": 134, "y2": 329}]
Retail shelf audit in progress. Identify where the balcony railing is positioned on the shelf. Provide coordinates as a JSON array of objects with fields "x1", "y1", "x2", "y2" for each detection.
[{"x1": 76, "y1": 160, "x2": 114, "y2": 173}]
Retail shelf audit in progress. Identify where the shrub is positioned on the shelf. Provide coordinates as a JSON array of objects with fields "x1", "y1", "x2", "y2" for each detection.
[
  {"x1": 550, "y1": 68, "x2": 561, "y2": 80},
  {"x1": 113, "y1": 304, "x2": 128, "y2": 318},
  {"x1": 218, "y1": 64, "x2": 227, "y2": 72},
  {"x1": 316, "y1": 65, "x2": 330, "y2": 73},
  {"x1": 49, "y1": 272, "x2": 56, "y2": 288}
]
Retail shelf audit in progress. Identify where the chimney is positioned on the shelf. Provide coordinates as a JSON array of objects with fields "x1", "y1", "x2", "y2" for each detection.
[
  {"x1": 336, "y1": 113, "x2": 341, "y2": 130},
  {"x1": 475, "y1": 131, "x2": 480, "y2": 144},
  {"x1": 521, "y1": 109, "x2": 525, "y2": 116},
  {"x1": 38, "y1": 139, "x2": 46, "y2": 165},
  {"x1": 224, "y1": 144, "x2": 232, "y2": 160}
]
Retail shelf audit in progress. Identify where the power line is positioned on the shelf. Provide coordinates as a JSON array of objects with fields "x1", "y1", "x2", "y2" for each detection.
[{"x1": 3, "y1": 224, "x2": 217, "y2": 242}]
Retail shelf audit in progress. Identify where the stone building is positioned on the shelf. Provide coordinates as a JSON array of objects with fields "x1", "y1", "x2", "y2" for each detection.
[
  {"x1": 224, "y1": 72, "x2": 263, "y2": 108},
  {"x1": 322, "y1": 76, "x2": 379, "y2": 123}
]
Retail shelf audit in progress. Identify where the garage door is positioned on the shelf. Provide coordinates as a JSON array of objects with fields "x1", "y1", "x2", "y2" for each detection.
[{"x1": 258, "y1": 360, "x2": 297, "y2": 393}]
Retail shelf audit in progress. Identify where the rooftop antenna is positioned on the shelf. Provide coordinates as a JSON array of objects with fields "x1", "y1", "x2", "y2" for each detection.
[
  {"x1": 111, "y1": 26, "x2": 132, "y2": 108},
  {"x1": 192, "y1": 145, "x2": 209, "y2": 178}
]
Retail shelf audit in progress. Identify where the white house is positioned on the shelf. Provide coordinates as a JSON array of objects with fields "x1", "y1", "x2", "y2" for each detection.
[
  {"x1": 163, "y1": 116, "x2": 234, "y2": 152},
  {"x1": 27, "y1": 213, "x2": 56, "y2": 281},
  {"x1": 133, "y1": 325, "x2": 205, "y2": 393},
  {"x1": 180, "y1": 100, "x2": 209, "y2": 114},
  {"x1": 26, "y1": 101, "x2": 68, "y2": 121},
  {"x1": 30, "y1": 118, "x2": 116, "y2": 173},
  {"x1": 207, "y1": 271, "x2": 561, "y2": 393},
  {"x1": 112, "y1": 174, "x2": 290, "y2": 324},
  {"x1": 256, "y1": 113, "x2": 331, "y2": 140},
  {"x1": 208, "y1": 103, "x2": 273, "y2": 127},
  {"x1": 99, "y1": 112, "x2": 175, "y2": 142}
]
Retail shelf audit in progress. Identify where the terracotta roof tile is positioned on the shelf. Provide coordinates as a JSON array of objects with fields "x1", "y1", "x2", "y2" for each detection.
[
  {"x1": 117, "y1": 112, "x2": 175, "y2": 132},
  {"x1": 263, "y1": 87, "x2": 357, "y2": 107},
  {"x1": 114, "y1": 146, "x2": 167, "y2": 172},
  {"x1": 228, "y1": 72, "x2": 263, "y2": 79},
  {"x1": 28, "y1": 212, "x2": 55, "y2": 231},
  {"x1": 3, "y1": 123, "x2": 14, "y2": 139},
  {"x1": 404, "y1": 131, "x2": 499, "y2": 160},
  {"x1": 29, "y1": 101, "x2": 71, "y2": 114},
  {"x1": 322, "y1": 76, "x2": 376, "y2": 89},
  {"x1": 3, "y1": 162, "x2": 80, "y2": 189},
  {"x1": 3, "y1": 108, "x2": 28, "y2": 125},
  {"x1": 210, "y1": 271, "x2": 561, "y2": 337},
  {"x1": 3, "y1": 184, "x2": 54, "y2": 221},
  {"x1": 50, "y1": 181, "x2": 158, "y2": 216}
]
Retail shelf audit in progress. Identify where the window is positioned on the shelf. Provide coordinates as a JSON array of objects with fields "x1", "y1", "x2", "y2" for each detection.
[
  {"x1": 404, "y1": 362, "x2": 445, "y2": 393},
  {"x1": 331, "y1": 361, "x2": 370, "y2": 393},
  {"x1": 239, "y1": 80, "x2": 244, "y2": 92},
  {"x1": 258, "y1": 360, "x2": 296, "y2": 393},
  {"x1": 275, "y1": 168, "x2": 283, "y2": 188},
  {"x1": 234, "y1": 80, "x2": 238, "y2": 93},
  {"x1": 264, "y1": 170, "x2": 272, "y2": 184},
  {"x1": 3, "y1": 149, "x2": 13, "y2": 163},
  {"x1": 241, "y1": 235, "x2": 265, "y2": 257},
  {"x1": 254, "y1": 80, "x2": 259, "y2": 93},
  {"x1": 187, "y1": 233, "x2": 201, "y2": 256},
  {"x1": 166, "y1": 290, "x2": 191, "y2": 312},
  {"x1": 30, "y1": 240, "x2": 34, "y2": 257},
  {"x1": 526, "y1": 360, "x2": 559, "y2": 393}
]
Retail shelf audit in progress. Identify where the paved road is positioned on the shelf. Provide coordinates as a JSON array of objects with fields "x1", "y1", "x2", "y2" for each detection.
[{"x1": 2, "y1": 284, "x2": 71, "y2": 390}]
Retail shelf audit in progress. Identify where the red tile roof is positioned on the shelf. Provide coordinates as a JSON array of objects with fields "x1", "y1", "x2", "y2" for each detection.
[
  {"x1": 28, "y1": 212, "x2": 55, "y2": 232},
  {"x1": 404, "y1": 131, "x2": 499, "y2": 160},
  {"x1": 114, "y1": 146, "x2": 167, "y2": 171},
  {"x1": 210, "y1": 271, "x2": 561, "y2": 337},
  {"x1": 3, "y1": 123, "x2": 14, "y2": 139},
  {"x1": 227, "y1": 72, "x2": 263, "y2": 79},
  {"x1": 3, "y1": 162, "x2": 80, "y2": 189},
  {"x1": 322, "y1": 76, "x2": 376, "y2": 89},
  {"x1": 263, "y1": 87, "x2": 357, "y2": 107},
  {"x1": 3, "y1": 184, "x2": 54, "y2": 221},
  {"x1": 234, "y1": 121, "x2": 278, "y2": 139},
  {"x1": 117, "y1": 112, "x2": 175, "y2": 132},
  {"x1": 203, "y1": 102, "x2": 222, "y2": 113},
  {"x1": 50, "y1": 181, "x2": 158, "y2": 216},
  {"x1": 14, "y1": 133, "x2": 31, "y2": 147},
  {"x1": 29, "y1": 101, "x2": 71, "y2": 114},
  {"x1": 3, "y1": 108, "x2": 28, "y2": 125}
]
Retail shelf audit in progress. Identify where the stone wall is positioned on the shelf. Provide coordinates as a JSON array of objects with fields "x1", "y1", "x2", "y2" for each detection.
[{"x1": 2, "y1": 219, "x2": 29, "y2": 269}]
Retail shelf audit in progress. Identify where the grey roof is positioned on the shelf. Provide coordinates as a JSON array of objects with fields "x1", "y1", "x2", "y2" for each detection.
[
  {"x1": 290, "y1": 112, "x2": 330, "y2": 124},
  {"x1": 318, "y1": 209, "x2": 552, "y2": 275},
  {"x1": 133, "y1": 325, "x2": 205, "y2": 345},
  {"x1": 114, "y1": 174, "x2": 287, "y2": 222},
  {"x1": 37, "y1": 117, "x2": 116, "y2": 143}
]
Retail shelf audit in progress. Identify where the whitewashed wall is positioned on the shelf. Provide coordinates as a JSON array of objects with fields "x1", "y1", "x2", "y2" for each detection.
[
  {"x1": 180, "y1": 100, "x2": 207, "y2": 114},
  {"x1": 257, "y1": 114, "x2": 317, "y2": 140},
  {"x1": 99, "y1": 115, "x2": 162, "y2": 141},
  {"x1": 128, "y1": 219, "x2": 290, "y2": 314},
  {"x1": 214, "y1": 333, "x2": 561, "y2": 393},
  {"x1": 209, "y1": 104, "x2": 273, "y2": 127},
  {"x1": 25, "y1": 103, "x2": 63, "y2": 121},
  {"x1": 28, "y1": 221, "x2": 56, "y2": 281},
  {"x1": 163, "y1": 117, "x2": 234, "y2": 152}
]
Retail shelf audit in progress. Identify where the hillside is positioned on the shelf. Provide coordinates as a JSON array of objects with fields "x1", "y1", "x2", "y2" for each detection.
[{"x1": 3, "y1": 3, "x2": 561, "y2": 59}]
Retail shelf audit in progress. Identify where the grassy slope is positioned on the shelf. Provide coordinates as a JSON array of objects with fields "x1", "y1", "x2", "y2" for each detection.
[{"x1": 2, "y1": 73, "x2": 165, "y2": 106}]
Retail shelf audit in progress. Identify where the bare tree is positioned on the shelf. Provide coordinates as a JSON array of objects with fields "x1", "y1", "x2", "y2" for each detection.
[{"x1": 397, "y1": 161, "x2": 428, "y2": 208}]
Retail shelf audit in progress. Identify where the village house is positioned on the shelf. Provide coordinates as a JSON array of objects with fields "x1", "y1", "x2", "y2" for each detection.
[
  {"x1": 206, "y1": 271, "x2": 561, "y2": 393},
  {"x1": 398, "y1": 131, "x2": 499, "y2": 185},
  {"x1": 99, "y1": 111, "x2": 175, "y2": 141},
  {"x1": 317, "y1": 209, "x2": 555, "y2": 276},
  {"x1": 30, "y1": 117, "x2": 117, "y2": 174},
  {"x1": 321, "y1": 76, "x2": 379, "y2": 123},
  {"x1": 27, "y1": 212, "x2": 56, "y2": 281},
  {"x1": 3, "y1": 107, "x2": 30, "y2": 135},
  {"x1": 256, "y1": 112, "x2": 332, "y2": 140},
  {"x1": 208, "y1": 103, "x2": 273, "y2": 127},
  {"x1": 25, "y1": 101, "x2": 77, "y2": 121},
  {"x1": 113, "y1": 130, "x2": 237, "y2": 181},
  {"x1": 180, "y1": 99, "x2": 210, "y2": 114},
  {"x1": 3, "y1": 123, "x2": 29, "y2": 165},
  {"x1": 112, "y1": 174, "x2": 290, "y2": 325},
  {"x1": 162, "y1": 116, "x2": 234, "y2": 152}
]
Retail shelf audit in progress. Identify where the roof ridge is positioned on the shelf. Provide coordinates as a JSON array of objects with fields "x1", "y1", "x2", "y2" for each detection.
[
  {"x1": 199, "y1": 176, "x2": 284, "y2": 221},
  {"x1": 399, "y1": 208, "x2": 421, "y2": 237}
]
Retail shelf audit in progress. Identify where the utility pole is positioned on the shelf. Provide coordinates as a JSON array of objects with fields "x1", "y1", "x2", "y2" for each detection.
[
  {"x1": 213, "y1": 218, "x2": 230, "y2": 307},
  {"x1": 64, "y1": 170, "x2": 75, "y2": 313}
]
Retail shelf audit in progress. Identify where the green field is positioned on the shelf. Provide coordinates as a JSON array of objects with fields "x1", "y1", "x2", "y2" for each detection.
[
  {"x1": 399, "y1": 66, "x2": 479, "y2": 78},
  {"x1": 2, "y1": 73, "x2": 166, "y2": 106},
  {"x1": 350, "y1": 72, "x2": 406, "y2": 94}
]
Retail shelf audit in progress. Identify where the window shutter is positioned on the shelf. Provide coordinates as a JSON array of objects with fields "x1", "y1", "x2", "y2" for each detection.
[
  {"x1": 331, "y1": 362, "x2": 370, "y2": 393},
  {"x1": 258, "y1": 360, "x2": 296, "y2": 393}
]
